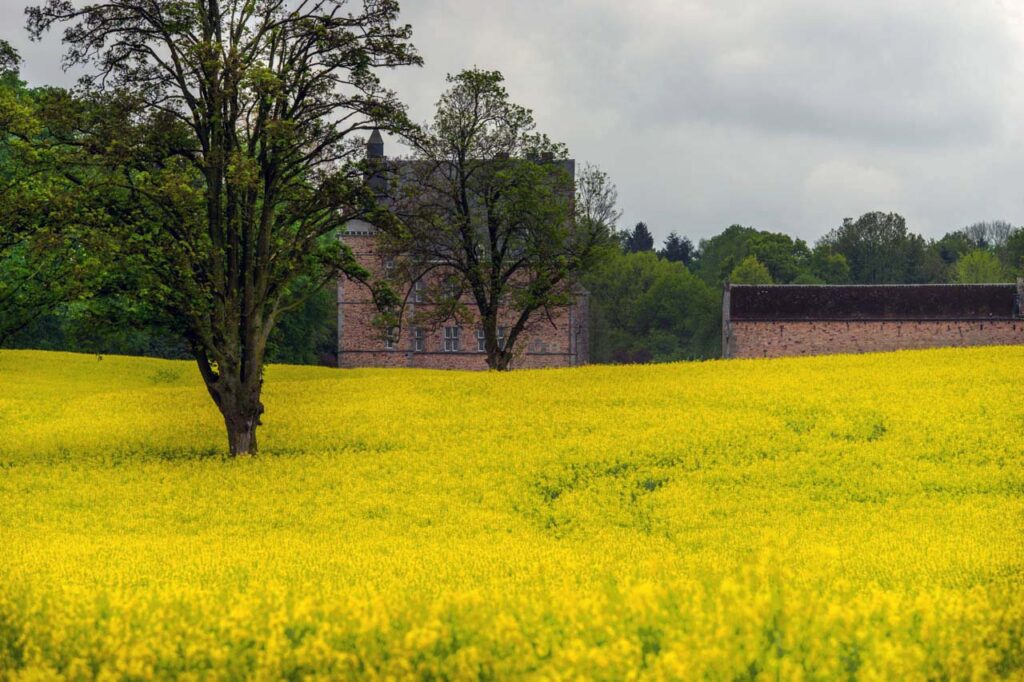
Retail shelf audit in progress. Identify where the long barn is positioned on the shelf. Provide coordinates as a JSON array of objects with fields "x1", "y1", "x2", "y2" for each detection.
[{"x1": 722, "y1": 281, "x2": 1024, "y2": 358}]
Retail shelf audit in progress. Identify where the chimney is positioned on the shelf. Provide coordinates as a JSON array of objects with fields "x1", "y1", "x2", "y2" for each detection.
[{"x1": 367, "y1": 128, "x2": 384, "y2": 159}]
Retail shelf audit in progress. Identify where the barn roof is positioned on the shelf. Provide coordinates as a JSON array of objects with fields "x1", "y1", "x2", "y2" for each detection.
[{"x1": 728, "y1": 283, "x2": 1022, "y2": 321}]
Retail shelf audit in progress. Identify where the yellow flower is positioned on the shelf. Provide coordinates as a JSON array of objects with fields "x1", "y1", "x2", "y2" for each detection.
[{"x1": 0, "y1": 346, "x2": 1020, "y2": 679}]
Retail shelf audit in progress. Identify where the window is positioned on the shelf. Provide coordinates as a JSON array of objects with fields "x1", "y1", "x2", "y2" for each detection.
[
  {"x1": 383, "y1": 259, "x2": 396, "y2": 277},
  {"x1": 384, "y1": 327, "x2": 399, "y2": 350},
  {"x1": 443, "y1": 278, "x2": 461, "y2": 300},
  {"x1": 443, "y1": 326, "x2": 460, "y2": 352},
  {"x1": 412, "y1": 280, "x2": 426, "y2": 303},
  {"x1": 412, "y1": 327, "x2": 425, "y2": 352},
  {"x1": 475, "y1": 327, "x2": 507, "y2": 352}
]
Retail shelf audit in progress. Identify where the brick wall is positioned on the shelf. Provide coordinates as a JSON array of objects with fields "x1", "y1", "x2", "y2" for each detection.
[
  {"x1": 338, "y1": 232, "x2": 588, "y2": 370},
  {"x1": 727, "y1": 320, "x2": 1024, "y2": 358}
]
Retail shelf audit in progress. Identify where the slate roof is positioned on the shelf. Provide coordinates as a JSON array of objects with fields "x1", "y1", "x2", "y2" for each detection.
[{"x1": 728, "y1": 284, "x2": 1022, "y2": 321}]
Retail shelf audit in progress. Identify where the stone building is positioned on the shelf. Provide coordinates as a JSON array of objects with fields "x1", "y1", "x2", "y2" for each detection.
[
  {"x1": 336, "y1": 132, "x2": 589, "y2": 370},
  {"x1": 722, "y1": 281, "x2": 1024, "y2": 359}
]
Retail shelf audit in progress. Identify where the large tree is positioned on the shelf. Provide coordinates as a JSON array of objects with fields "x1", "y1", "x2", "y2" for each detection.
[
  {"x1": 0, "y1": 42, "x2": 103, "y2": 346},
  {"x1": 695, "y1": 224, "x2": 811, "y2": 287},
  {"x1": 817, "y1": 212, "x2": 927, "y2": 284},
  {"x1": 584, "y1": 250, "x2": 718, "y2": 363},
  {"x1": 380, "y1": 69, "x2": 614, "y2": 371},
  {"x1": 955, "y1": 250, "x2": 1008, "y2": 284},
  {"x1": 28, "y1": 0, "x2": 420, "y2": 455}
]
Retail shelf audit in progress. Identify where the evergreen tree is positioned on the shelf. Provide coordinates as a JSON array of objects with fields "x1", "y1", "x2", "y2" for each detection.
[
  {"x1": 659, "y1": 232, "x2": 696, "y2": 266},
  {"x1": 624, "y1": 222, "x2": 655, "y2": 253}
]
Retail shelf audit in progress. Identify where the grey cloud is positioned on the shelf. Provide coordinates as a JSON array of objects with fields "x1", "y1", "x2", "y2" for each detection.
[{"x1": 2, "y1": 0, "x2": 1023, "y2": 241}]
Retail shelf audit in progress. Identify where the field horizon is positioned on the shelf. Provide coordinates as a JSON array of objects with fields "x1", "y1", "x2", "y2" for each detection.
[{"x1": 1, "y1": 347, "x2": 1022, "y2": 679}]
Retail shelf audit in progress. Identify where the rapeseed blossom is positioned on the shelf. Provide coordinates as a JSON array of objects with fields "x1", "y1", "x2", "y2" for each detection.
[{"x1": 0, "y1": 347, "x2": 1021, "y2": 679}]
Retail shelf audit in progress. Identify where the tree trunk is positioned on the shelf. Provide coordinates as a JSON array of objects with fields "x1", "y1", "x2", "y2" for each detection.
[
  {"x1": 492, "y1": 349, "x2": 513, "y2": 371},
  {"x1": 223, "y1": 407, "x2": 260, "y2": 456},
  {"x1": 197, "y1": 355, "x2": 265, "y2": 457},
  {"x1": 482, "y1": 321, "x2": 514, "y2": 371}
]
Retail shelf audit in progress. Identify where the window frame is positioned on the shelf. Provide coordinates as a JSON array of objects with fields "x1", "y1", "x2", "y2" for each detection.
[
  {"x1": 475, "y1": 326, "x2": 508, "y2": 352},
  {"x1": 443, "y1": 326, "x2": 461, "y2": 353}
]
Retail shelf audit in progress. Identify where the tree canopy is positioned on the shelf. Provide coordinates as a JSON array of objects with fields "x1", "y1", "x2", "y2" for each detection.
[
  {"x1": 729, "y1": 255, "x2": 773, "y2": 285},
  {"x1": 0, "y1": 42, "x2": 107, "y2": 346},
  {"x1": 817, "y1": 212, "x2": 928, "y2": 284},
  {"x1": 955, "y1": 250, "x2": 1008, "y2": 284},
  {"x1": 622, "y1": 222, "x2": 655, "y2": 253},
  {"x1": 26, "y1": 0, "x2": 420, "y2": 454},
  {"x1": 585, "y1": 250, "x2": 718, "y2": 363},
  {"x1": 380, "y1": 68, "x2": 614, "y2": 370},
  {"x1": 659, "y1": 231, "x2": 696, "y2": 266}
]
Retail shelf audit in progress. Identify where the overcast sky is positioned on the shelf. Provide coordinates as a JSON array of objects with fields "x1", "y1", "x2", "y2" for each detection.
[{"x1": 3, "y1": 0, "x2": 1023, "y2": 244}]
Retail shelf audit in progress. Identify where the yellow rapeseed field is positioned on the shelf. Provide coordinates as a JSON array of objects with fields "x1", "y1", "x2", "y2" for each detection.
[{"x1": 0, "y1": 347, "x2": 1022, "y2": 680}]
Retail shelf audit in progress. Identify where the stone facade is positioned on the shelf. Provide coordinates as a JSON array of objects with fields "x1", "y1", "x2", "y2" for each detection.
[
  {"x1": 336, "y1": 131, "x2": 588, "y2": 370},
  {"x1": 337, "y1": 227, "x2": 589, "y2": 370},
  {"x1": 723, "y1": 282, "x2": 1024, "y2": 359}
]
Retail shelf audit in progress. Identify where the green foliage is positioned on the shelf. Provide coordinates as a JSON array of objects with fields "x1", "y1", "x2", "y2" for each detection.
[
  {"x1": 809, "y1": 248, "x2": 851, "y2": 284},
  {"x1": 791, "y1": 272, "x2": 825, "y2": 284},
  {"x1": 0, "y1": 40, "x2": 18, "y2": 75},
  {"x1": 729, "y1": 255, "x2": 773, "y2": 284},
  {"x1": 622, "y1": 222, "x2": 655, "y2": 253},
  {"x1": 659, "y1": 232, "x2": 696, "y2": 266},
  {"x1": 266, "y1": 286, "x2": 337, "y2": 366},
  {"x1": 817, "y1": 212, "x2": 928, "y2": 284},
  {"x1": 585, "y1": 251, "x2": 719, "y2": 363},
  {"x1": 954, "y1": 250, "x2": 1009, "y2": 284},
  {"x1": 1003, "y1": 229, "x2": 1024, "y2": 276},
  {"x1": 384, "y1": 68, "x2": 613, "y2": 370},
  {"x1": 0, "y1": 55, "x2": 110, "y2": 346},
  {"x1": 932, "y1": 231, "x2": 975, "y2": 267},
  {"x1": 696, "y1": 225, "x2": 810, "y2": 287},
  {"x1": 26, "y1": 0, "x2": 421, "y2": 453},
  {"x1": 8, "y1": 301, "x2": 188, "y2": 358},
  {"x1": 10, "y1": 289, "x2": 336, "y2": 365}
]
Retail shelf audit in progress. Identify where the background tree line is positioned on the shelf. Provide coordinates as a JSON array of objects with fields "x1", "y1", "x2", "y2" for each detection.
[
  {"x1": 4, "y1": 34, "x2": 1023, "y2": 374},
  {"x1": 586, "y1": 213, "x2": 1024, "y2": 364}
]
